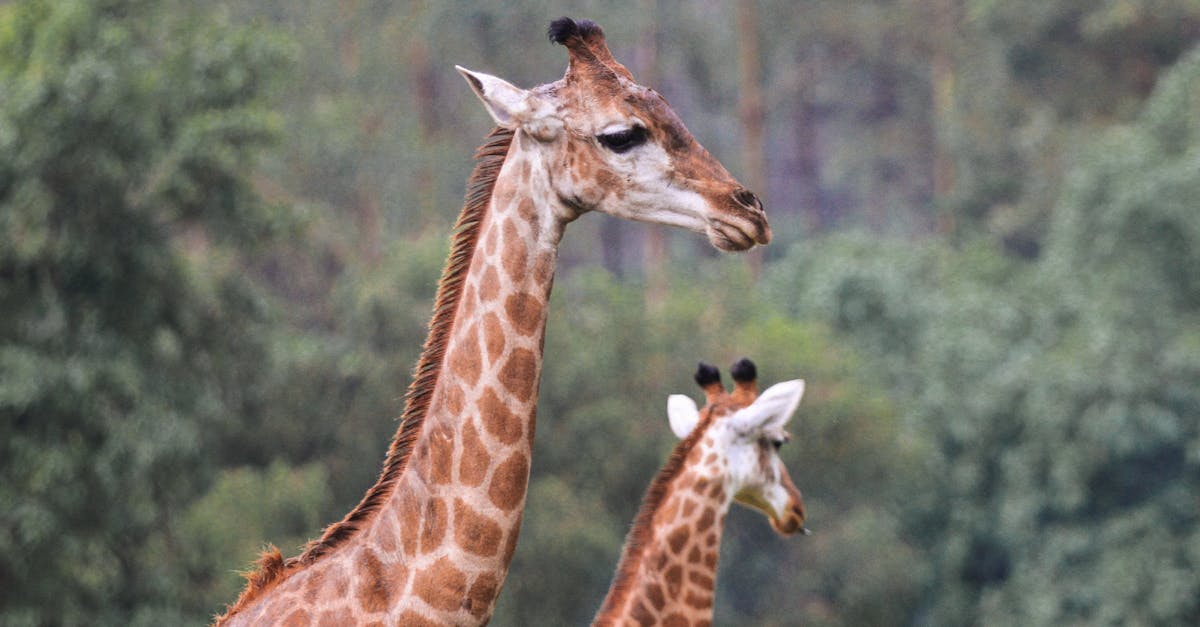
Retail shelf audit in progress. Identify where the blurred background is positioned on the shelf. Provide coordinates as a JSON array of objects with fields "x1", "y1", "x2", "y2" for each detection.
[{"x1": 2, "y1": 0, "x2": 1199, "y2": 625}]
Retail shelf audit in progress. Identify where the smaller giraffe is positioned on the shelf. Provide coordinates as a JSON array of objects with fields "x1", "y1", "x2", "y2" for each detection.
[{"x1": 593, "y1": 359, "x2": 808, "y2": 627}]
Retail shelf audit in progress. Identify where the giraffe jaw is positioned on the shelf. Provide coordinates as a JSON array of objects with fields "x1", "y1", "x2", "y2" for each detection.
[{"x1": 736, "y1": 488, "x2": 808, "y2": 537}]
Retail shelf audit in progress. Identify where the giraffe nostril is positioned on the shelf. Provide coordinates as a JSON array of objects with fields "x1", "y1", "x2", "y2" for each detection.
[{"x1": 732, "y1": 188, "x2": 761, "y2": 211}]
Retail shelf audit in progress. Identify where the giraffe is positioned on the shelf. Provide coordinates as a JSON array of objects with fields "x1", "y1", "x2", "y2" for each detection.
[
  {"x1": 593, "y1": 359, "x2": 808, "y2": 627},
  {"x1": 215, "y1": 17, "x2": 771, "y2": 626}
]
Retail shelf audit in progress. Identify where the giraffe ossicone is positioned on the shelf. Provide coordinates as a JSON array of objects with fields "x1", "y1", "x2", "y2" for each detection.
[
  {"x1": 594, "y1": 359, "x2": 808, "y2": 627},
  {"x1": 215, "y1": 16, "x2": 770, "y2": 627}
]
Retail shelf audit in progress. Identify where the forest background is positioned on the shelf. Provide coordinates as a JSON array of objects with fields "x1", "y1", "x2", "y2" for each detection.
[{"x1": 2, "y1": 1, "x2": 1198, "y2": 625}]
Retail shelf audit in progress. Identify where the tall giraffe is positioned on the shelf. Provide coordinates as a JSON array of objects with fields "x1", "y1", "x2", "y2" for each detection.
[
  {"x1": 215, "y1": 17, "x2": 770, "y2": 626},
  {"x1": 593, "y1": 359, "x2": 808, "y2": 627}
]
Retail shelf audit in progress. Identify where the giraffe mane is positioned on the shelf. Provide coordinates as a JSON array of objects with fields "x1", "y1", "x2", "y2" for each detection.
[
  {"x1": 593, "y1": 407, "x2": 720, "y2": 624},
  {"x1": 214, "y1": 126, "x2": 515, "y2": 625}
]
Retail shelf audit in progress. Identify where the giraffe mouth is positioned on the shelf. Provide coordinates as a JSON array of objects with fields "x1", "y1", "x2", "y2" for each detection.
[
  {"x1": 705, "y1": 216, "x2": 771, "y2": 251},
  {"x1": 769, "y1": 502, "x2": 809, "y2": 537},
  {"x1": 736, "y1": 489, "x2": 808, "y2": 536},
  {"x1": 770, "y1": 512, "x2": 811, "y2": 537}
]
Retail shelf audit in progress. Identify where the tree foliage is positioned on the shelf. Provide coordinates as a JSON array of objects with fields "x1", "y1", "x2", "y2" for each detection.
[
  {"x1": 765, "y1": 43, "x2": 1200, "y2": 624},
  {"x1": 0, "y1": 1, "x2": 290, "y2": 623},
  {"x1": 2, "y1": 1, "x2": 1199, "y2": 625}
]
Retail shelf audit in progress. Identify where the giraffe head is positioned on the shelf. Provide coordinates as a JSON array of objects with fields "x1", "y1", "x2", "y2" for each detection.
[
  {"x1": 456, "y1": 17, "x2": 771, "y2": 251},
  {"x1": 669, "y1": 359, "x2": 809, "y2": 536}
]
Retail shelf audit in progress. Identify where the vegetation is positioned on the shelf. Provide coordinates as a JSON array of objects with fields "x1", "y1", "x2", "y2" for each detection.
[{"x1": 1, "y1": 1, "x2": 1197, "y2": 625}]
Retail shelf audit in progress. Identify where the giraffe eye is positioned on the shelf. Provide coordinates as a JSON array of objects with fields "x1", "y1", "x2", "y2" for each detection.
[
  {"x1": 770, "y1": 438, "x2": 785, "y2": 450},
  {"x1": 596, "y1": 126, "x2": 648, "y2": 153}
]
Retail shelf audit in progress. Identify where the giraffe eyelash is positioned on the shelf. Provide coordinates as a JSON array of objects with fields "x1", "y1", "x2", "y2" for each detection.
[{"x1": 596, "y1": 125, "x2": 648, "y2": 153}]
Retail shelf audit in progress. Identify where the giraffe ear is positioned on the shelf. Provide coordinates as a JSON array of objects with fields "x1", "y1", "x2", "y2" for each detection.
[
  {"x1": 456, "y1": 66, "x2": 562, "y2": 139},
  {"x1": 729, "y1": 379, "x2": 805, "y2": 435},
  {"x1": 667, "y1": 394, "x2": 701, "y2": 439}
]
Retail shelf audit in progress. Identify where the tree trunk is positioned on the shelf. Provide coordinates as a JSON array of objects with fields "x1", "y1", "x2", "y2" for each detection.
[
  {"x1": 639, "y1": 0, "x2": 668, "y2": 309},
  {"x1": 737, "y1": 0, "x2": 766, "y2": 276},
  {"x1": 792, "y1": 48, "x2": 823, "y2": 232},
  {"x1": 929, "y1": 0, "x2": 959, "y2": 237}
]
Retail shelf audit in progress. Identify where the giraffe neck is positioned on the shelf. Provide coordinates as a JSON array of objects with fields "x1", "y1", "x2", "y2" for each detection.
[
  {"x1": 216, "y1": 129, "x2": 571, "y2": 626},
  {"x1": 595, "y1": 435, "x2": 731, "y2": 627},
  {"x1": 360, "y1": 138, "x2": 566, "y2": 623}
]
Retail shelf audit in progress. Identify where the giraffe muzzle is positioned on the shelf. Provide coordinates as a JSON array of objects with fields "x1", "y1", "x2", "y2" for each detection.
[
  {"x1": 706, "y1": 188, "x2": 771, "y2": 251},
  {"x1": 770, "y1": 502, "x2": 809, "y2": 537}
]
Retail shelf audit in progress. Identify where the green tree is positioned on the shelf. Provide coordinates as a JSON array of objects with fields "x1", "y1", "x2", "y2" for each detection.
[
  {"x1": 491, "y1": 259, "x2": 926, "y2": 625},
  {"x1": 765, "y1": 42, "x2": 1200, "y2": 625},
  {"x1": 0, "y1": 1, "x2": 290, "y2": 623}
]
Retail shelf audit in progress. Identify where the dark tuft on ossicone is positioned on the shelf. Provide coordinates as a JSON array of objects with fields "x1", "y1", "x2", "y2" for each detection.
[
  {"x1": 730, "y1": 358, "x2": 757, "y2": 383},
  {"x1": 694, "y1": 362, "x2": 722, "y2": 387},
  {"x1": 548, "y1": 17, "x2": 604, "y2": 46},
  {"x1": 548, "y1": 17, "x2": 579, "y2": 44}
]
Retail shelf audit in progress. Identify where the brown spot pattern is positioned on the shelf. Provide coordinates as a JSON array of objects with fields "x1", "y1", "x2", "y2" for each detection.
[
  {"x1": 411, "y1": 557, "x2": 468, "y2": 612},
  {"x1": 458, "y1": 420, "x2": 490, "y2": 487},
  {"x1": 317, "y1": 608, "x2": 353, "y2": 627},
  {"x1": 426, "y1": 424, "x2": 454, "y2": 485},
  {"x1": 488, "y1": 451, "x2": 530, "y2": 511},
  {"x1": 667, "y1": 526, "x2": 689, "y2": 555},
  {"x1": 453, "y1": 498, "x2": 503, "y2": 557},
  {"x1": 658, "y1": 497, "x2": 679, "y2": 524},
  {"x1": 373, "y1": 513, "x2": 396, "y2": 553},
  {"x1": 395, "y1": 489, "x2": 419, "y2": 558},
  {"x1": 499, "y1": 348, "x2": 538, "y2": 402},
  {"x1": 630, "y1": 599, "x2": 655, "y2": 627},
  {"x1": 356, "y1": 549, "x2": 389, "y2": 613},
  {"x1": 394, "y1": 611, "x2": 441, "y2": 627},
  {"x1": 491, "y1": 185, "x2": 515, "y2": 217},
  {"x1": 663, "y1": 614, "x2": 689, "y2": 627},
  {"x1": 685, "y1": 589, "x2": 713, "y2": 609},
  {"x1": 331, "y1": 562, "x2": 350, "y2": 597},
  {"x1": 517, "y1": 197, "x2": 536, "y2": 219},
  {"x1": 595, "y1": 168, "x2": 620, "y2": 195},
  {"x1": 688, "y1": 571, "x2": 715, "y2": 590},
  {"x1": 303, "y1": 569, "x2": 324, "y2": 603},
  {"x1": 501, "y1": 220, "x2": 526, "y2": 276},
  {"x1": 280, "y1": 609, "x2": 310, "y2": 627},
  {"x1": 645, "y1": 582, "x2": 666, "y2": 611},
  {"x1": 502, "y1": 512, "x2": 523, "y2": 564},
  {"x1": 696, "y1": 507, "x2": 715, "y2": 533},
  {"x1": 665, "y1": 564, "x2": 683, "y2": 597},
  {"x1": 480, "y1": 266, "x2": 500, "y2": 302},
  {"x1": 482, "y1": 312, "x2": 505, "y2": 364},
  {"x1": 449, "y1": 323, "x2": 481, "y2": 385},
  {"x1": 419, "y1": 497, "x2": 448, "y2": 554},
  {"x1": 532, "y1": 251, "x2": 555, "y2": 285},
  {"x1": 467, "y1": 574, "x2": 500, "y2": 619},
  {"x1": 441, "y1": 383, "x2": 465, "y2": 416},
  {"x1": 479, "y1": 386, "x2": 523, "y2": 445},
  {"x1": 505, "y1": 292, "x2": 542, "y2": 337}
]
